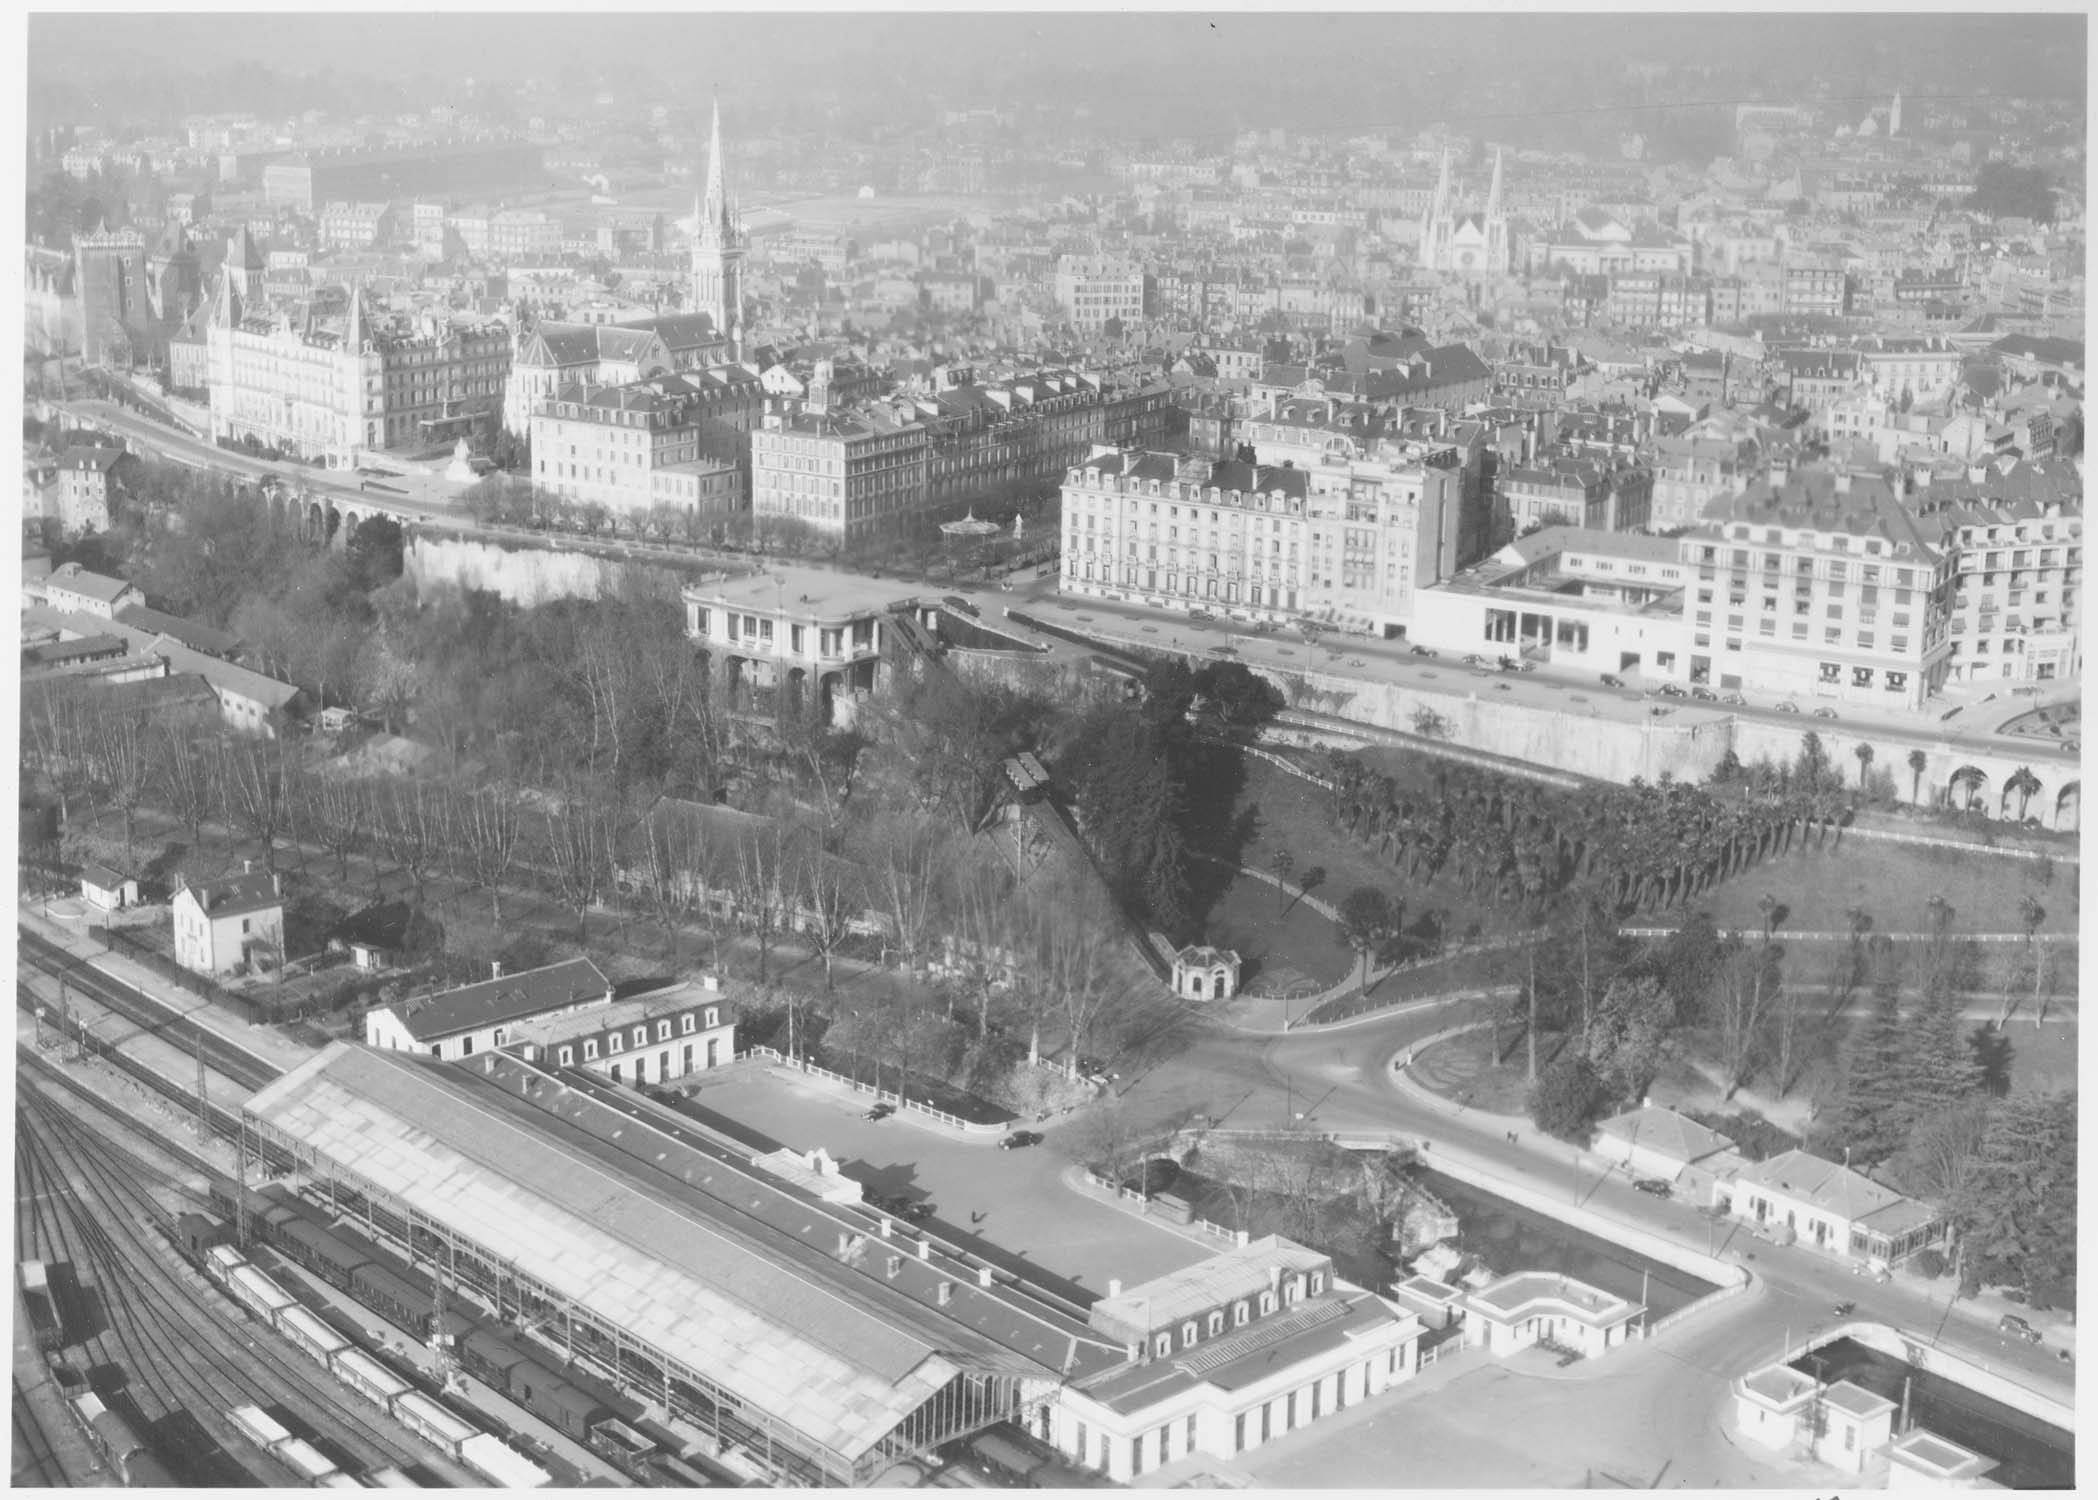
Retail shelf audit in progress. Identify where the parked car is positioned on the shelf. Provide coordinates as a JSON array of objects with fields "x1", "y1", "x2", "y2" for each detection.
[
  {"x1": 1690, "y1": 686, "x2": 1718, "y2": 701},
  {"x1": 1463, "y1": 653, "x2": 1486, "y2": 666},
  {"x1": 1658, "y1": 683, "x2": 1687, "y2": 698},
  {"x1": 2000, "y1": 1314, "x2": 2042, "y2": 1344},
  {"x1": 1813, "y1": 706, "x2": 1840, "y2": 719},
  {"x1": 1600, "y1": 673, "x2": 1625, "y2": 689},
  {"x1": 1188, "y1": 609, "x2": 1213, "y2": 622},
  {"x1": 1496, "y1": 655, "x2": 1519, "y2": 672},
  {"x1": 1833, "y1": 1300, "x2": 1857, "y2": 1318},
  {"x1": 1519, "y1": 660, "x2": 1537, "y2": 673},
  {"x1": 998, "y1": 1130, "x2": 1044, "y2": 1151},
  {"x1": 1720, "y1": 692, "x2": 1747, "y2": 706},
  {"x1": 863, "y1": 1101, "x2": 896, "y2": 1122},
  {"x1": 1409, "y1": 644, "x2": 1437, "y2": 657},
  {"x1": 1493, "y1": 681, "x2": 1512, "y2": 692},
  {"x1": 1632, "y1": 1179, "x2": 1672, "y2": 1198},
  {"x1": 1775, "y1": 701, "x2": 1801, "y2": 714}
]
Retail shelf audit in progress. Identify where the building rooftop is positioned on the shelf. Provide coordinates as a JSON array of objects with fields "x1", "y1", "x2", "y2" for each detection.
[
  {"x1": 243, "y1": 1045, "x2": 1123, "y2": 1467},
  {"x1": 1734, "y1": 1149, "x2": 1913, "y2": 1224},
  {"x1": 184, "y1": 869, "x2": 282, "y2": 919},
  {"x1": 390, "y1": 956, "x2": 613, "y2": 1043},
  {"x1": 44, "y1": 563, "x2": 135, "y2": 603},
  {"x1": 683, "y1": 565, "x2": 921, "y2": 621},
  {"x1": 1888, "y1": 1428, "x2": 1997, "y2": 1479},
  {"x1": 1820, "y1": 1378, "x2": 1897, "y2": 1420},
  {"x1": 1737, "y1": 1363, "x2": 1821, "y2": 1408},
  {"x1": 1090, "y1": 1235, "x2": 1327, "y2": 1338},
  {"x1": 1465, "y1": 1271, "x2": 1638, "y2": 1325},
  {"x1": 505, "y1": 979, "x2": 729, "y2": 1050},
  {"x1": 1594, "y1": 1105, "x2": 1735, "y2": 1164}
]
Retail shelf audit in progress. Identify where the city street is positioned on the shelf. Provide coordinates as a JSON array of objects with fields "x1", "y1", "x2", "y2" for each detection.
[
  {"x1": 1108, "y1": 1000, "x2": 2076, "y2": 1399},
  {"x1": 1038, "y1": 585, "x2": 2082, "y2": 762}
]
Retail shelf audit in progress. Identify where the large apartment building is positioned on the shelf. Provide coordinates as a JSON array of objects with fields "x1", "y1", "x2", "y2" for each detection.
[
  {"x1": 530, "y1": 366, "x2": 764, "y2": 518},
  {"x1": 1933, "y1": 485, "x2": 2082, "y2": 683},
  {"x1": 751, "y1": 405, "x2": 931, "y2": 545},
  {"x1": 1500, "y1": 453, "x2": 1655, "y2": 535},
  {"x1": 1053, "y1": 255, "x2": 1146, "y2": 332},
  {"x1": 1686, "y1": 470, "x2": 1956, "y2": 707}
]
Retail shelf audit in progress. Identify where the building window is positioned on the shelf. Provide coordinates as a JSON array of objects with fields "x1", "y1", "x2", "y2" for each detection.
[
  {"x1": 583, "y1": 1039, "x2": 598, "y2": 1060},
  {"x1": 1235, "y1": 1301, "x2": 1250, "y2": 1327},
  {"x1": 558, "y1": 1047, "x2": 573, "y2": 1066},
  {"x1": 1260, "y1": 1292, "x2": 1276, "y2": 1315},
  {"x1": 682, "y1": 1014, "x2": 696, "y2": 1035},
  {"x1": 608, "y1": 1034, "x2": 622, "y2": 1054},
  {"x1": 1209, "y1": 1310, "x2": 1224, "y2": 1336},
  {"x1": 1154, "y1": 1334, "x2": 1171, "y2": 1357}
]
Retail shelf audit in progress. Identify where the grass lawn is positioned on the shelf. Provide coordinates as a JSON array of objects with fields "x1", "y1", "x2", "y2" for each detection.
[
  {"x1": 1637, "y1": 834, "x2": 2079, "y2": 938},
  {"x1": 1187, "y1": 861, "x2": 1350, "y2": 995},
  {"x1": 1409, "y1": 1024, "x2": 1577, "y2": 1115}
]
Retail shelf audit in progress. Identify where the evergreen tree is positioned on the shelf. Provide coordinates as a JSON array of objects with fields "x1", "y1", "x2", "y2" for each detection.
[
  {"x1": 1829, "y1": 979, "x2": 1910, "y2": 1167},
  {"x1": 1952, "y1": 1092, "x2": 2077, "y2": 1307}
]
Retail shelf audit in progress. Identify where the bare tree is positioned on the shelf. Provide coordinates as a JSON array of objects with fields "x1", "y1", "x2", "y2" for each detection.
[
  {"x1": 84, "y1": 696, "x2": 153, "y2": 858},
  {"x1": 636, "y1": 804, "x2": 710, "y2": 969},
  {"x1": 545, "y1": 793, "x2": 619, "y2": 946},
  {"x1": 218, "y1": 740, "x2": 293, "y2": 873},
  {"x1": 22, "y1": 686, "x2": 93, "y2": 828},
  {"x1": 872, "y1": 817, "x2": 942, "y2": 973},
  {"x1": 730, "y1": 824, "x2": 790, "y2": 983},
  {"x1": 154, "y1": 725, "x2": 214, "y2": 842},
  {"x1": 309, "y1": 772, "x2": 371, "y2": 882},
  {"x1": 372, "y1": 780, "x2": 450, "y2": 910},
  {"x1": 1710, "y1": 940, "x2": 1777, "y2": 1097},
  {"x1": 794, "y1": 848, "x2": 861, "y2": 993},
  {"x1": 450, "y1": 785, "x2": 522, "y2": 925},
  {"x1": 1031, "y1": 875, "x2": 1122, "y2": 1076}
]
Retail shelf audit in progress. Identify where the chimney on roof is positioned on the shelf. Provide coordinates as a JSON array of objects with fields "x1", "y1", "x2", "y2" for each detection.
[
  {"x1": 1835, "y1": 472, "x2": 1853, "y2": 496},
  {"x1": 918, "y1": 1238, "x2": 932, "y2": 1261},
  {"x1": 936, "y1": 1282, "x2": 953, "y2": 1307},
  {"x1": 1268, "y1": 1264, "x2": 1283, "y2": 1294},
  {"x1": 977, "y1": 1266, "x2": 993, "y2": 1288},
  {"x1": 1107, "y1": 1278, "x2": 1122, "y2": 1298}
]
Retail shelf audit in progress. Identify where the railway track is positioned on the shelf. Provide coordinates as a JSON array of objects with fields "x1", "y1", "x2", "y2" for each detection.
[
  {"x1": 14, "y1": 1078, "x2": 474, "y2": 1486},
  {"x1": 11, "y1": 1376, "x2": 70, "y2": 1487},
  {"x1": 18, "y1": 929, "x2": 283, "y2": 1093}
]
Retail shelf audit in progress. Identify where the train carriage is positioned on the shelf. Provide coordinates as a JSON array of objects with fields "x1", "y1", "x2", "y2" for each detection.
[
  {"x1": 273, "y1": 1303, "x2": 353, "y2": 1366},
  {"x1": 458, "y1": 1432, "x2": 551, "y2": 1489},
  {"x1": 329, "y1": 1348, "x2": 411, "y2": 1408},
  {"x1": 228, "y1": 1404, "x2": 294, "y2": 1452},
  {"x1": 346, "y1": 1261, "x2": 434, "y2": 1338},
  {"x1": 273, "y1": 1217, "x2": 373, "y2": 1289},
  {"x1": 175, "y1": 1212, "x2": 230, "y2": 1257},
  {"x1": 526, "y1": 1376, "x2": 613, "y2": 1441},
  {"x1": 361, "y1": 1466, "x2": 421, "y2": 1487},
  {"x1": 454, "y1": 1328, "x2": 524, "y2": 1390},
  {"x1": 204, "y1": 1245, "x2": 248, "y2": 1286},
  {"x1": 227, "y1": 1264, "x2": 297, "y2": 1322},
  {"x1": 20, "y1": 1260, "x2": 63, "y2": 1352},
  {"x1": 387, "y1": 1391, "x2": 478, "y2": 1460},
  {"x1": 276, "y1": 1437, "x2": 343, "y2": 1484}
]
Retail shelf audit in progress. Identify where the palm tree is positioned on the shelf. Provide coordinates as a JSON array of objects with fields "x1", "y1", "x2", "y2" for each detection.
[
  {"x1": 1854, "y1": 742, "x2": 1875, "y2": 792},
  {"x1": 2005, "y1": 765, "x2": 2042, "y2": 822},
  {"x1": 1908, "y1": 747, "x2": 1929, "y2": 806}
]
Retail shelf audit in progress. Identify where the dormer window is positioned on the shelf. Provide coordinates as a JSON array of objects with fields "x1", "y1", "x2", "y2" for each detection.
[
  {"x1": 1310, "y1": 1272, "x2": 1325, "y2": 1296},
  {"x1": 632, "y1": 1027, "x2": 647, "y2": 1048},
  {"x1": 608, "y1": 1034, "x2": 622, "y2": 1054},
  {"x1": 1209, "y1": 1310, "x2": 1225, "y2": 1336},
  {"x1": 1181, "y1": 1321, "x2": 1198, "y2": 1348},
  {"x1": 706, "y1": 1008, "x2": 719, "y2": 1028},
  {"x1": 1260, "y1": 1291, "x2": 1276, "y2": 1315},
  {"x1": 682, "y1": 1014, "x2": 697, "y2": 1035},
  {"x1": 1154, "y1": 1333, "x2": 1172, "y2": 1357},
  {"x1": 585, "y1": 1040, "x2": 599, "y2": 1060},
  {"x1": 1235, "y1": 1301, "x2": 1250, "y2": 1327}
]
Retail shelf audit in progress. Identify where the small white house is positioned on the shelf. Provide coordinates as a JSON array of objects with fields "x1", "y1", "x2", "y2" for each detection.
[
  {"x1": 1731, "y1": 1362, "x2": 1823, "y2": 1451},
  {"x1": 1461, "y1": 1271, "x2": 1643, "y2": 1360},
  {"x1": 79, "y1": 863, "x2": 139, "y2": 913},
  {"x1": 1591, "y1": 1104, "x2": 1735, "y2": 1181},
  {"x1": 1171, "y1": 945, "x2": 1241, "y2": 1002},
  {"x1": 1813, "y1": 1381, "x2": 1897, "y2": 1476},
  {"x1": 171, "y1": 868, "x2": 286, "y2": 978}
]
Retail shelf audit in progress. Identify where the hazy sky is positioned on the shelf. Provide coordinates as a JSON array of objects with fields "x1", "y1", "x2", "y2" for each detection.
[{"x1": 26, "y1": 10, "x2": 2087, "y2": 138}]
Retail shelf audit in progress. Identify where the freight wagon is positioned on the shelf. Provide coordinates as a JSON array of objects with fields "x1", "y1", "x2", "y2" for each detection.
[
  {"x1": 20, "y1": 1260, "x2": 62, "y2": 1352},
  {"x1": 387, "y1": 1390, "x2": 478, "y2": 1460}
]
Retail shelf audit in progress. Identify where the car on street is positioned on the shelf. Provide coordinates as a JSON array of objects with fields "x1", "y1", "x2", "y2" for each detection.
[
  {"x1": 1658, "y1": 683, "x2": 1687, "y2": 698},
  {"x1": 2000, "y1": 1314, "x2": 2043, "y2": 1344},
  {"x1": 998, "y1": 1130, "x2": 1044, "y2": 1151},
  {"x1": 1775, "y1": 700, "x2": 1801, "y2": 713},
  {"x1": 1409, "y1": 644, "x2": 1437, "y2": 657},
  {"x1": 1493, "y1": 681, "x2": 1512, "y2": 691},
  {"x1": 1632, "y1": 1179, "x2": 1672, "y2": 1197},
  {"x1": 1188, "y1": 609, "x2": 1213, "y2": 622},
  {"x1": 1600, "y1": 673, "x2": 1625, "y2": 688},
  {"x1": 1519, "y1": 660, "x2": 1536, "y2": 673},
  {"x1": 1813, "y1": 706, "x2": 1840, "y2": 719},
  {"x1": 1463, "y1": 653, "x2": 1486, "y2": 666},
  {"x1": 1649, "y1": 705, "x2": 1674, "y2": 717},
  {"x1": 864, "y1": 1101, "x2": 896, "y2": 1121},
  {"x1": 1720, "y1": 692, "x2": 1747, "y2": 706},
  {"x1": 1690, "y1": 686, "x2": 1718, "y2": 701},
  {"x1": 1833, "y1": 1300, "x2": 1857, "y2": 1318}
]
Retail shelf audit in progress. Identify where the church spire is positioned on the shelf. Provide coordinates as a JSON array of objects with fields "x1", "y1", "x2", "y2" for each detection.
[
  {"x1": 691, "y1": 95, "x2": 743, "y2": 344},
  {"x1": 1486, "y1": 147, "x2": 1504, "y2": 217},
  {"x1": 701, "y1": 96, "x2": 728, "y2": 242}
]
